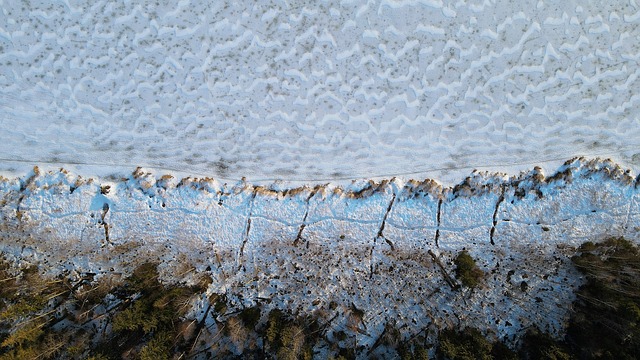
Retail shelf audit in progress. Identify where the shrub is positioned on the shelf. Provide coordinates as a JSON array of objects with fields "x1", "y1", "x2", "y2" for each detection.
[
  {"x1": 567, "y1": 237, "x2": 640, "y2": 359},
  {"x1": 437, "y1": 327, "x2": 517, "y2": 360},
  {"x1": 0, "y1": 320, "x2": 44, "y2": 348},
  {"x1": 263, "y1": 309, "x2": 315, "y2": 360},
  {"x1": 139, "y1": 333, "x2": 171, "y2": 360},
  {"x1": 100, "y1": 262, "x2": 204, "y2": 358},
  {"x1": 86, "y1": 355, "x2": 109, "y2": 360},
  {"x1": 225, "y1": 316, "x2": 248, "y2": 352},
  {"x1": 0, "y1": 258, "x2": 209, "y2": 359},
  {"x1": 126, "y1": 262, "x2": 161, "y2": 295},
  {"x1": 396, "y1": 340, "x2": 430, "y2": 360},
  {"x1": 454, "y1": 251, "x2": 483, "y2": 288},
  {"x1": 437, "y1": 327, "x2": 492, "y2": 360},
  {"x1": 266, "y1": 309, "x2": 284, "y2": 345},
  {"x1": 518, "y1": 328, "x2": 572, "y2": 360},
  {"x1": 276, "y1": 324, "x2": 306, "y2": 360},
  {"x1": 112, "y1": 300, "x2": 161, "y2": 333},
  {"x1": 211, "y1": 293, "x2": 228, "y2": 314},
  {"x1": 238, "y1": 306, "x2": 261, "y2": 329}
]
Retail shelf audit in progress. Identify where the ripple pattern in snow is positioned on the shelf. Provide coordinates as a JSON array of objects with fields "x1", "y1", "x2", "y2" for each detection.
[{"x1": 1, "y1": 1, "x2": 639, "y2": 181}]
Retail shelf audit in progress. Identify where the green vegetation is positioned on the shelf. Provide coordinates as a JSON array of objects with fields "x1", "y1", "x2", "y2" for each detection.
[
  {"x1": 238, "y1": 305, "x2": 261, "y2": 329},
  {"x1": 0, "y1": 259, "x2": 209, "y2": 359},
  {"x1": 566, "y1": 237, "x2": 640, "y2": 359},
  {"x1": 437, "y1": 327, "x2": 517, "y2": 360},
  {"x1": 438, "y1": 327, "x2": 491, "y2": 360},
  {"x1": 436, "y1": 326, "x2": 574, "y2": 360},
  {"x1": 93, "y1": 262, "x2": 207, "y2": 359},
  {"x1": 518, "y1": 328, "x2": 572, "y2": 360},
  {"x1": 264, "y1": 308, "x2": 316, "y2": 360},
  {"x1": 0, "y1": 236, "x2": 638, "y2": 359},
  {"x1": 454, "y1": 250, "x2": 484, "y2": 288},
  {"x1": 138, "y1": 332, "x2": 171, "y2": 360},
  {"x1": 0, "y1": 260, "x2": 71, "y2": 359}
]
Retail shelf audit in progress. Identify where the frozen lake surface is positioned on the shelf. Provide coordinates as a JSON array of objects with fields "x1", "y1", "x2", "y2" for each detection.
[{"x1": 1, "y1": 0, "x2": 639, "y2": 183}]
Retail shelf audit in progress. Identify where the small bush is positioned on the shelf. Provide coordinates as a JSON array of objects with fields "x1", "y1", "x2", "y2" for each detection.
[
  {"x1": 112, "y1": 300, "x2": 161, "y2": 333},
  {"x1": 454, "y1": 251, "x2": 483, "y2": 288},
  {"x1": 266, "y1": 309, "x2": 285, "y2": 345},
  {"x1": 0, "y1": 320, "x2": 44, "y2": 348},
  {"x1": 437, "y1": 327, "x2": 492, "y2": 360},
  {"x1": 437, "y1": 327, "x2": 517, "y2": 360},
  {"x1": 239, "y1": 306, "x2": 261, "y2": 329},
  {"x1": 396, "y1": 340, "x2": 430, "y2": 360},
  {"x1": 98, "y1": 262, "x2": 204, "y2": 358},
  {"x1": 276, "y1": 324, "x2": 306, "y2": 360},
  {"x1": 211, "y1": 293, "x2": 228, "y2": 314},
  {"x1": 126, "y1": 262, "x2": 161, "y2": 295},
  {"x1": 139, "y1": 333, "x2": 171, "y2": 360},
  {"x1": 518, "y1": 328, "x2": 572, "y2": 360},
  {"x1": 567, "y1": 237, "x2": 640, "y2": 359}
]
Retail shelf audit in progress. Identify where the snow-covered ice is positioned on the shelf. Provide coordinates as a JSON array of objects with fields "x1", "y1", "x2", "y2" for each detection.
[{"x1": 0, "y1": 0, "x2": 639, "y2": 183}]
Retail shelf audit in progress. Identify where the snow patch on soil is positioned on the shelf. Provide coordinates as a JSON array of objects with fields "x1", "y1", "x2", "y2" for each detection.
[{"x1": 0, "y1": 157, "x2": 638, "y2": 347}]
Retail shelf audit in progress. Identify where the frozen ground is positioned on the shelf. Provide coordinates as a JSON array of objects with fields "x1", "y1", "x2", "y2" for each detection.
[
  {"x1": 0, "y1": 158, "x2": 638, "y2": 351},
  {"x1": 1, "y1": 0, "x2": 640, "y2": 183}
]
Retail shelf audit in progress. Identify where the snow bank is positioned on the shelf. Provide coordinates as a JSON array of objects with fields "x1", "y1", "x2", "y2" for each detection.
[{"x1": 0, "y1": 157, "x2": 638, "y2": 346}]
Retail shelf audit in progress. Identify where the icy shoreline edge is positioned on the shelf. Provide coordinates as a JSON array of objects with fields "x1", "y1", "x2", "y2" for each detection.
[{"x1": 0, "y1": 156, "x2": 639, "y2": 349}]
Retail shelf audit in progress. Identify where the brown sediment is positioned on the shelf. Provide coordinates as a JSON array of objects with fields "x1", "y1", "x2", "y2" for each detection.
[{"x1": 402, "y1": 178, "x2": 443, "y2": 199}]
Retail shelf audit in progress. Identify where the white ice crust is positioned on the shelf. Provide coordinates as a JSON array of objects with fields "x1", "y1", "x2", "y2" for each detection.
[{"x1": 1, "y1": 1, "x2": 640, "y2": 183}]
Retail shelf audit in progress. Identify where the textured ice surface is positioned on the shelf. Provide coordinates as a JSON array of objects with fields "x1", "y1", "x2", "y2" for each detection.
[{"x1": 1, "y1": 1, "x2": 640, "y2": 183}]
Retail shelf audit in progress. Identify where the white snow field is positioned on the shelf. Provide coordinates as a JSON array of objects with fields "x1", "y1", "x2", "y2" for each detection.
[
  {"x1": 0, "y1": 0, "x2": 639, "y2": 182},
  {"x1": 1, "y1": 0, "x2": 640, "y2": 355}
]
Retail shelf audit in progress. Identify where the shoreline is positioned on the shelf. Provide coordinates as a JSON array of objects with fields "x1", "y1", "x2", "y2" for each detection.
[{"x1": 0, "y1": 155, "x2": 637, "y2": 191}]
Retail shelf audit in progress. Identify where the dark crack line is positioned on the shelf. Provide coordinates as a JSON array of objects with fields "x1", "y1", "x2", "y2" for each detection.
[
  {"x1": 188, "y1": 303, "x2": 212, "y2": 355},
  {"x1": 383, "y1": 237, "x2": 395, "y2": 250},
  {"x1": 15, "y1": 172, "x2": 38, "y2": 222},
  {"x1": 213, "y1": 249, "x2": 227, "y2": 281},
  {"x1": 293, "y1": 190, "x2": 316, "y2": 246},
  {"x1": 376, "y1": 193, "x2": 396, "y2": 250},
  {"x1": 428, "y1": 250, "x2": 459, "y2": 290},
  {"x1": 293, "y1": 220, "x2": 307, "y2": 246},
  {"x1": 489, "y1": 186, "x2": 505, "y2": 246},
  {"x1": 99, "y1": 203, "x2": 111, "y2": 247},
  {"x1": 369, "y1": 245, "x2": 375, "y2": 279},
  {"x1": 376, "y1": 193, "x2": 396, "y2": 238},
  {"x1": 624, "y1": 200, "x2": 633, "y2": 231},
  {"x1": 434, "y1": 198, "x2": 443, "y2": 248},
  {"x1": 242, "y1": 218, "x2": 252, "y2": 255},
  {"x1": 238, "y1": 190, "x2": 258, "y2": 268},
  {"x1": 16, "y1": 195, "x2": 25, "y2": 221},
  {"x1": 370, "y1": 193, "x2": 397, "y2": 279}
]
